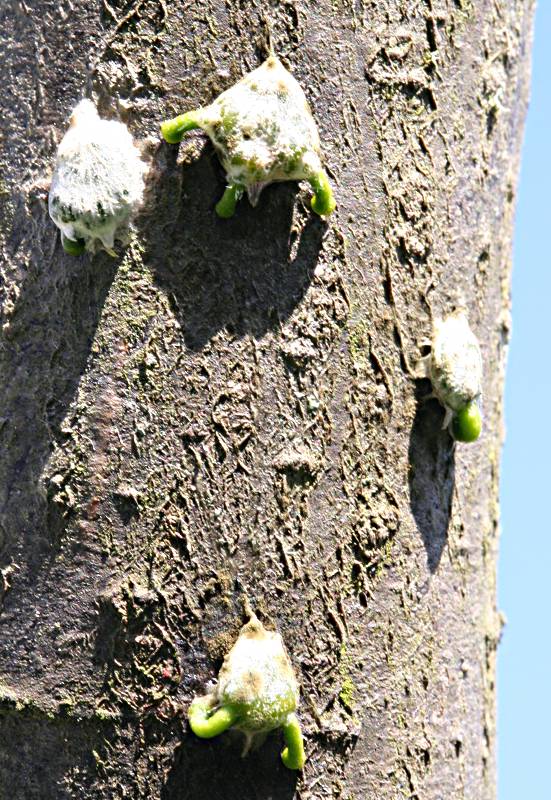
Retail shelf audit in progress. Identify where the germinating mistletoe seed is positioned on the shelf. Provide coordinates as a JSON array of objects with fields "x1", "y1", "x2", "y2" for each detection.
[
  {"x1": 188, "y1": 613, "x2": 305, "y2": 770},
  {"x1": 417, "y1": 309, "x2": 483, "y2": 443},
  {"x1": 161, "y1": 55, "x2": 335, "y2": 219},
  {"x1": 49, "y1": 99, "x2": 147, "y2": 255}
]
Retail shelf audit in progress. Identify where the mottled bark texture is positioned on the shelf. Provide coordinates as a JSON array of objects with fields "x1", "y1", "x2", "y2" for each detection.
[{"x1": 0, "y1": 1, "x2": 533, "y2": 798}]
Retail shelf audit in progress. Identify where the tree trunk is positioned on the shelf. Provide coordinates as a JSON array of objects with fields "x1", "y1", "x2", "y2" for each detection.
[{"x1": 0, "y1": 1, "x2": 534, "y2": 798}]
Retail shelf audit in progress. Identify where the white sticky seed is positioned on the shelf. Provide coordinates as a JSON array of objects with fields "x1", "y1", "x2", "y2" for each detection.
[
  {"x1": 198, "y1": 55, "x2": 323, "y2": 204},
  {"x1": 425, "y1": 309, "x2": 483, "y2": 414},
  {"x1": 195, "y1": 614, "x2": 299, "y2": 755},
  {"x1": 216, "y1": 615, "x2": 298, "y2": 732},
  {"x1": 49, "y1": 99, "x2": 147, "y2": 253},
  {"x1": 161, "y1": 54, "x2": 335, "y2": 216}
]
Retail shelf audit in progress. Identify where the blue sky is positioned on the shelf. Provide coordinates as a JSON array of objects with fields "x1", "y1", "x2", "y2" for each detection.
[{"x1": 498, "y1": 3, "x2": 551, "y2": 797}]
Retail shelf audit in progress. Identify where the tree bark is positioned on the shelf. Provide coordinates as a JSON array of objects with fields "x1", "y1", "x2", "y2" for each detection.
[{"x1": 0, "y1": 1, "x2": 534, "y2": 798}]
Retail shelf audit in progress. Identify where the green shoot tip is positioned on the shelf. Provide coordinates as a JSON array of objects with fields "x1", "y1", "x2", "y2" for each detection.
[
  {"x1": 188, "y1": 699, "x2": 239, "y2": 739},
  {"x1": 215, "y1": 183, "x2": 244, "y2": 218},
  {"x1": 309, "y1": 171, "x2": 336, "y2": 217},
  {"x1": 160, "y1": 111, "x2": 201, "y2": 144},
  {"x1": 451, "y1": 402, "x2": 482, "y2": 443},
  {"x1": 61, "y1": 234, "x2": 86, "y2": 256},
  {"x1": 281, "y1": 714, "x2": 306, "y2": 770}
]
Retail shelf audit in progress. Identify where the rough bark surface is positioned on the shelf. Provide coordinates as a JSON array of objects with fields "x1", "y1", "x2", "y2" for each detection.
[{"x1": 0, "y1": 1, "x2": 534, "y2": 798}]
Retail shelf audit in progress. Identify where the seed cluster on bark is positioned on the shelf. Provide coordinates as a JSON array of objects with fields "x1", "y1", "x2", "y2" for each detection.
[{"x1": 0, "y1": 1, "x2": 534, "y2": 798}]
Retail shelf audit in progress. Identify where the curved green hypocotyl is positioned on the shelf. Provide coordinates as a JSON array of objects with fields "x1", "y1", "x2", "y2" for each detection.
[
  {"x1": 189, "y1": 699, "x2": 305, "y2": 770},
  {"x1": 451, "y1": 401, "x2": 482, "y2": 443}
]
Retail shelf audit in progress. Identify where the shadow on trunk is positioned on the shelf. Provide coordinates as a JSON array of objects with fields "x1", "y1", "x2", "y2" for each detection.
[
  {"x1": 162, "y1": 732, "x2": 298, "y2": 800},
  {"x1": 0, "y1": 193, "x2": 120, "y2": 570},
  {"x1": 142, "y1": 141, "x2": 325, "y2": 351},
  {"x1": 408, "y1": 385, "x2": 456, "y2": 573}
]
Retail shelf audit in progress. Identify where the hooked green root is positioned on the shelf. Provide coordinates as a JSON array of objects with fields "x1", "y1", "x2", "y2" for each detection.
[
  {"x1": 161, "y1": 111, "x2": 202, "y2": 144},
  {"x1": 188, "y1": 698, "x2": 240, "y2": 739},
  {"x1": 61, "y1": 234, "x2": 86, "y2": 256},
  {"x1": 188, "y1": 700, "x2": 305, "y2": 770},
  {"x1": 308, "y1": 171, "x2": 336, "y2": 217},
  {"x1": 451, "y1": 402, "x2": 482, "y2": 443},
  {"x1": 281, "y1": 713, "x2": 305, "y2": 770},
  {"x1": 215, "y1": 183, "x2": 244, "y2": 219}
]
